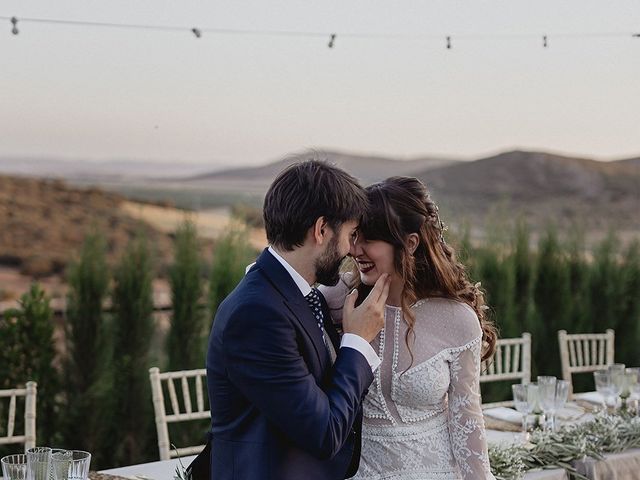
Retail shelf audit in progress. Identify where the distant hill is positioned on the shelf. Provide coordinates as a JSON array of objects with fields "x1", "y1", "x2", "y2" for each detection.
[
  {"x1": 181, "y1": 148, "x2": 640, "y2": 233},
  {"x1": 185, "y1": 150, "x2": 459, "y2": 186},
  {"x1": 2, "y1": 148, "x2": 638, "y2": 244},
  {"x1": 614, "y1": 156, "x2": 640, "y2": 168},
  {"x1": 0, "y1": 175, "x2": 174, "y2": 277},
  {"x1": 414, "y1": 150, "x2": 640, "y2": 231},
  {"x1": 0, "y1": 156, "x2": 214, "y2": 180}
]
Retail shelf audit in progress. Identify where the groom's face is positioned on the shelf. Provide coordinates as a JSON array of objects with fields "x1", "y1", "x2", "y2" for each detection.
[{"x1": 315, "y1": 220, "x2": 358, "y2": 286}]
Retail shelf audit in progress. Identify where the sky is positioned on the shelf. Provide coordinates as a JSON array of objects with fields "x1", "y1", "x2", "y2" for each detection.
[{"x1": 1, "y1": 1, "x2": 639, "y2": 168}]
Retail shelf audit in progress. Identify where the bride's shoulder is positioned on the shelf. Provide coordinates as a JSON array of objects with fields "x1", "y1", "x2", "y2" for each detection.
[{"x1": 413, "y1": 297, "x2": 481, "y2": 343}]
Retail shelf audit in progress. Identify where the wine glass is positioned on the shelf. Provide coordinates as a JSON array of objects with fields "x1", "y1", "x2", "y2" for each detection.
[
  {"x1": 512, "y1": 384, "x2": 534, "y2": 441},
  {"x1": 537, "y1": 376, "x2": 557, "y2": 430},
  {"x1": 594, "y1": 370, "x2": 614, "y2": 413}
]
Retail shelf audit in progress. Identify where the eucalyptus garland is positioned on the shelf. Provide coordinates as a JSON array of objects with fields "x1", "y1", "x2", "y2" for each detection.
[
  {"x1": 489, "y1": 413, "x2": 640, "y2": 479},
  {"x1": 172, "y1": 415, "x2": 640, "y2": 480}
]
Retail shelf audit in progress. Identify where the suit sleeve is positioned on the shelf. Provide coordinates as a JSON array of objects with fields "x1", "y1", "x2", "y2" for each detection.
[{"x1": 222, "y1": 302, "x2": 373, "y2": 459}]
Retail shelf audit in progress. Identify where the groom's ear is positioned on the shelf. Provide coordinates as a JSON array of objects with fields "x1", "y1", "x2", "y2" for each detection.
[{"x1": 312, "y1": 216, "x2": 328, "y2": 245}]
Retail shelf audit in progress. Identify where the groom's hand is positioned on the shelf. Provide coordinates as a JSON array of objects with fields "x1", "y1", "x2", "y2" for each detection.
[{"x1": 342, "y1": 273, "x2": 390, "y2": 343}]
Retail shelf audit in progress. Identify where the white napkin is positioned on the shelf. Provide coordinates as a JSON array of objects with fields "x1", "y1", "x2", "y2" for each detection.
[
  {"x1": 574, "y1": 391, "x2": 616, "y2": 407},
  {"x1": 483, "y1": 407, "x2": 522, "y2": 424}
]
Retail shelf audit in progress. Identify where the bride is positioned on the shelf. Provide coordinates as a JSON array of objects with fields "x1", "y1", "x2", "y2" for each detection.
[{"x1": 320, "y1": 176, "x2": 497, "y2": 480}]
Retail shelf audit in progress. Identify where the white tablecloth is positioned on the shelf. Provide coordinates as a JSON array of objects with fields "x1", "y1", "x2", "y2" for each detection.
[
  {"x1": 97, "y1": 440, "x2": 566, "y2": 480},
  {"x1": 98, "y1": 436, "x2": 639, "y2": 480},
  {"x1": 100, "y1": 455, "x2": 196, "y2": 479}
]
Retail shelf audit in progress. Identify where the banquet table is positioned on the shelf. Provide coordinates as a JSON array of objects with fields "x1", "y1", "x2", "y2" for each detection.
[
  {"x1": 98, "y1": 427, "x2": 639, "y2": 480},
  {"x1": 98, "y1": 438, "x2": 569, "y2": 480}
]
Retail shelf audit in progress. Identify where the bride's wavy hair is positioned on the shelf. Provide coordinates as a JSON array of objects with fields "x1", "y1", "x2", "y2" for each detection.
[{"x1": 352, "y1": 176, "x2": 497, "y2": 366}]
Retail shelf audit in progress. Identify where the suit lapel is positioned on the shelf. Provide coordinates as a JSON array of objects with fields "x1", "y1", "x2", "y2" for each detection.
[{"x1": 255, "y1": 249, "x2": 330, "y2": 370}]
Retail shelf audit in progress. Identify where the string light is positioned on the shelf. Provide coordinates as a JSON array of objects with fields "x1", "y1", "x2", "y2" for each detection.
[
  {"x1": 0, "y1": 14, "x2": 637, "y2": 46},
  {"x1": 328, "y1": 33, "x2": 336, "y2": 48}
]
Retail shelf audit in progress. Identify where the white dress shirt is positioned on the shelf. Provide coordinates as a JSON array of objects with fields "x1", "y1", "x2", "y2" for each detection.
[{"x1": 267, "y1": 246, "x2": 380, "y2": 372}]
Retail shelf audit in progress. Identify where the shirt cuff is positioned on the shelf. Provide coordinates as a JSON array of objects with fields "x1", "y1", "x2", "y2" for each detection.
[{"x1": 340, "y1": 333, "x2": 381, "y2": 372}]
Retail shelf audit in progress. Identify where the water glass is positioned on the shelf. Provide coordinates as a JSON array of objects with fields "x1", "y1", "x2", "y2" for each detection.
[
  {"x1": 26, "y1": 447, "x2": 52, "y2": 480},
  {"x1": 51, "y1": 450, "x2": 91, "y2": 480},
  {"x1": 2, "y1": 454, "x2": 28, "y2": 480},
  {"x1": 50, "y1": 450, "x2": 73, "y2": 480},
  {"x1": 625, "y1": 368, "x2": 640, "y2": 415},
  {"x1": 609, "y1": 363, "x2": 626, "y2": 409},
  {"x1": 554, "y1": 380, "x2": 570, "y2": 408},
  {"x1": 512, "y1": 384, "x2": 533, "y2": 440},
  {"x1": 551, "y1": 380, "x2": 570, "y2": 431},
  {"x1": 537, "y1": 376, "x2": 557, "y2": 430},
  {"x1": 594, "y1": 370, "x2": 614, "y2": 412}
]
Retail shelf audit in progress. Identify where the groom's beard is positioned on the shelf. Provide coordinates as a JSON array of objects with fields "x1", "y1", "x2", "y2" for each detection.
[{"x1": 315, "y1": 236, "x2": 344, "y2": 286}]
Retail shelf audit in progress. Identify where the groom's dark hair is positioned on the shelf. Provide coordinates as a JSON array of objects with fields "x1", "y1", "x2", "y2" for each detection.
[{"x1": 263, "y1": 159, "x2": 368, "y2": 251}]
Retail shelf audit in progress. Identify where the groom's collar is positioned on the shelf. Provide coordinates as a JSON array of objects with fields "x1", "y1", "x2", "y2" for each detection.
[{"x1": 267, "y1": 246, "x2": 312, "y2": 297}]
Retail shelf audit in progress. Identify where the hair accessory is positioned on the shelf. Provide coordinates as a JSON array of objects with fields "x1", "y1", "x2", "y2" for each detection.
[{"x1": 432, "y1": 204, "x2": 448, "y2": 245}]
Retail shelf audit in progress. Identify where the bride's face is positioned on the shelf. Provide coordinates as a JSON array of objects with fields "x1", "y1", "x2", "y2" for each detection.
[{"x1": 350, "y1": 232, "x2": 396, "y2": 286}]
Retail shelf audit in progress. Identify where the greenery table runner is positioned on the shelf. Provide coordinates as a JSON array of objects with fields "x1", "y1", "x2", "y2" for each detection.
[{"x1": 489, "y1": 414, "x2": 640, "y2": 479}]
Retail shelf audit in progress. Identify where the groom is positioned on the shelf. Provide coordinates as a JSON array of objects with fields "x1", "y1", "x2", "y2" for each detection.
[{"x1": 206, "y1": 160, "x2": 389, "y2": 479}]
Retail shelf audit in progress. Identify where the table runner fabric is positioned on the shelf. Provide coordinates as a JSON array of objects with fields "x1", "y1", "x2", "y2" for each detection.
[{"x1": 574, "y1": 448, "x2": 640, "y2": 480}]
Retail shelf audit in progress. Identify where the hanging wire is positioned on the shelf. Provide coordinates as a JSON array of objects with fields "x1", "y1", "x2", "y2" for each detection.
[{"x1": 1, "y1": 15, "x2": 637, "y2": 43}]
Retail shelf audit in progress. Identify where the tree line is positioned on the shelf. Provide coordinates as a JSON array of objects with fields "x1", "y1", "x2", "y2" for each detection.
[{"x1": 0, "y1": 221, "x2": 255, "y2": 467}]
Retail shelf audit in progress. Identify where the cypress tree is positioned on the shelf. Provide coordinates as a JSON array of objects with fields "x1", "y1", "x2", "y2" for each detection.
[
  {"x1": 617, "y1": 240, "x2": 640, "y2": 365},
  {"x1": 511, "y1": 219, "x2": 535, "y2": 336},
  {"x1": 473, "y1": 245, "x2": 515, "y2": 403},
  {"x1": 63, "y1": 231, "x2": 109, "y2": 453},
  {"x1": 475, "y1": 247, "x2": 516, "y2": 337},
  {"x1": 532, "y1": 226, "x2": 571, "y2": 377},
  {"x1": 108, "y1": 235, "x2": 155, "y2": 466},
  {"x1": 587, "y1": 233, "x2": 621, "y2": 333},
  {"x1": 167, "y1": 219, "x2": 205, "y2": 371},
  {"x1": 208, "y1": 227, "x2": 256, "y2": 321},
  {"x1": 566, "y1": 224, "x2": 591, "y2": 333},
  {"x1": 0, "y1": 284, "x2": 59, "y2": 446}
]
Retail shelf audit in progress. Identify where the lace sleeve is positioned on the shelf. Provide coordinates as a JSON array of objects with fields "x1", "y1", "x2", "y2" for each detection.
[{"x1": 447, "y1": 337, "x2": 495, "y2": 480}]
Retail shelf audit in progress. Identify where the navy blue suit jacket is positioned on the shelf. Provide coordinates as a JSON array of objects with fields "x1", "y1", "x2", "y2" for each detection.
[{"x1": 206, "y1": 249, "x2": 374, "y2": 480}]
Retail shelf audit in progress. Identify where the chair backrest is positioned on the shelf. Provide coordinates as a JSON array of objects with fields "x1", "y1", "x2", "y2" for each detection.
[
  {"x1": 480, "y1": 333, "x2": 531, "y2": 409},
  {"x1": 0, "y1": 381, "x2": 37, "y2": 452},
  {"x1": 558, "y1": 329, "x2": 615, "y2": 395},
  {"x1": 149, "y1": 367, "x2": 210, "y2": 460}
]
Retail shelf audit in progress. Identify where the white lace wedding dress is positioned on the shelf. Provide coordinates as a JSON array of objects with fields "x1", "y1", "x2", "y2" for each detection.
[{"x1": 320, "y1": 278, "x2": 495, "y2": 480}]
